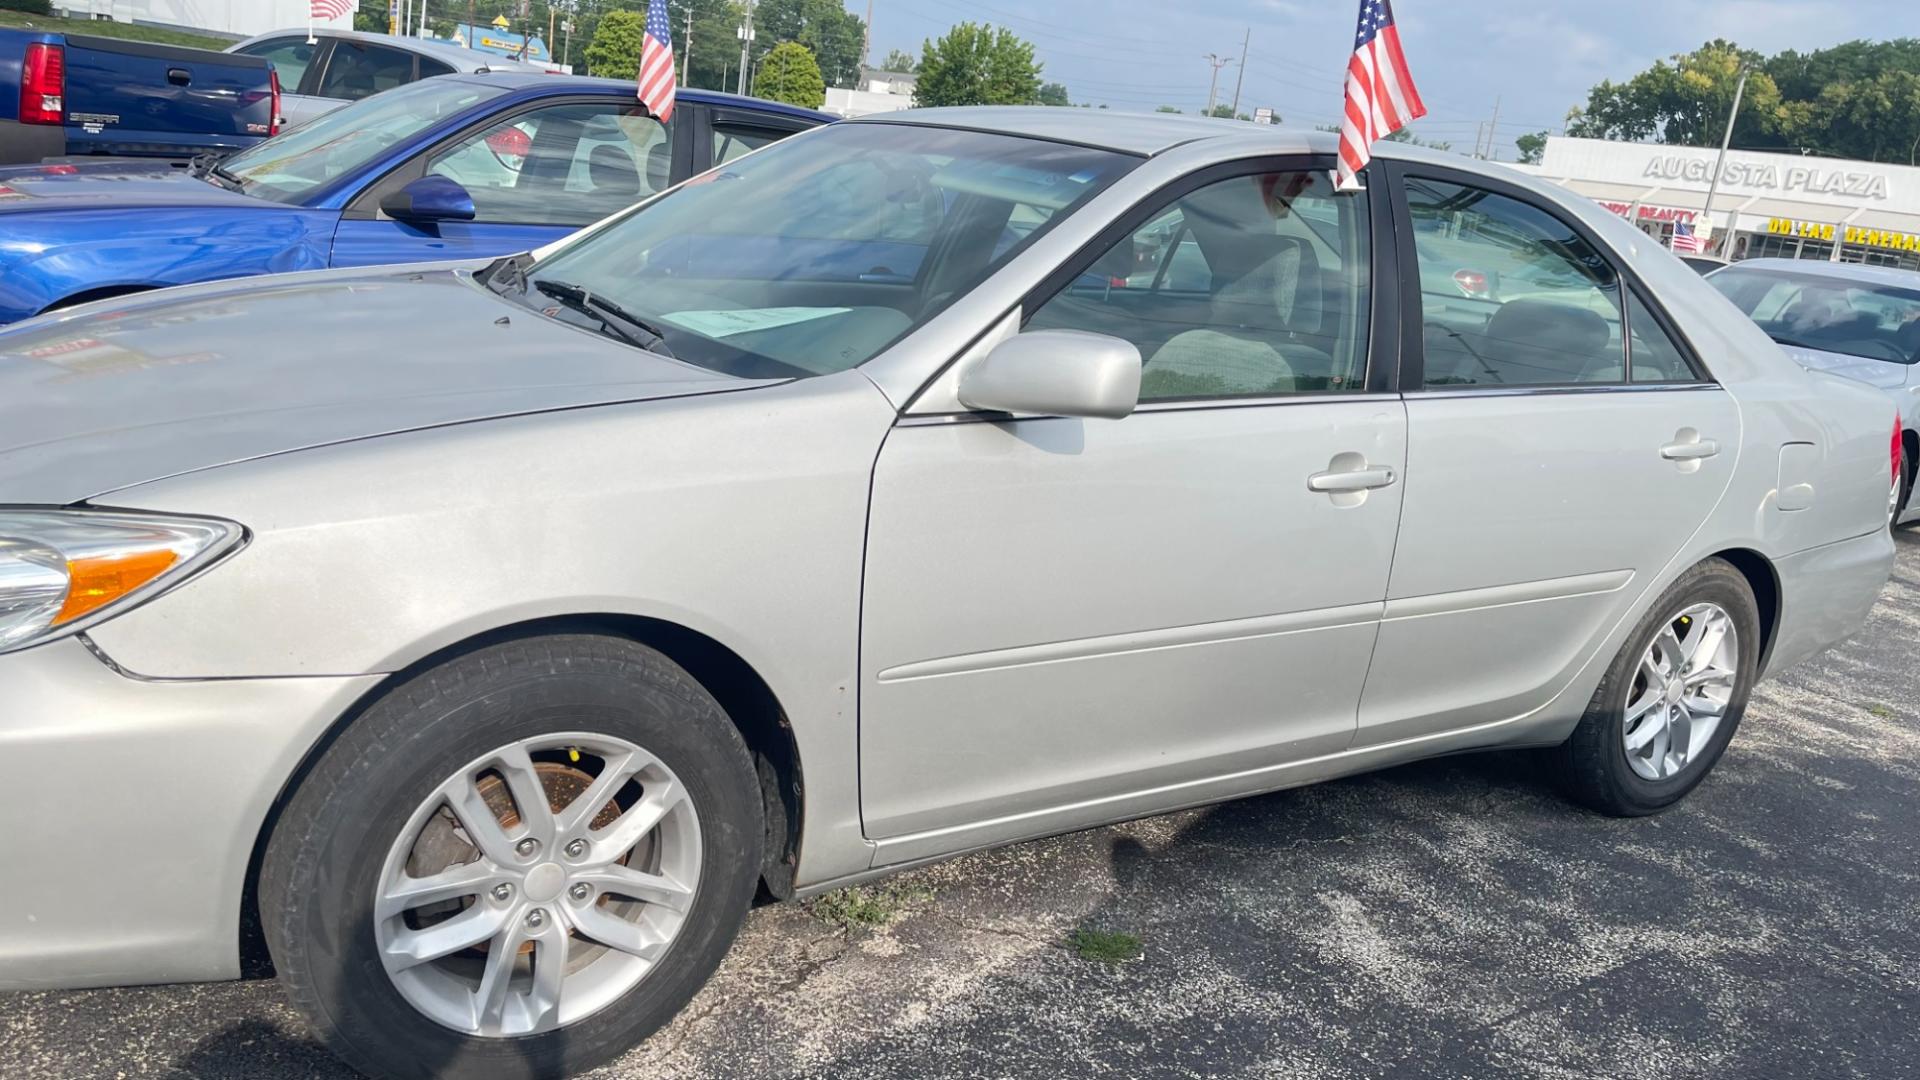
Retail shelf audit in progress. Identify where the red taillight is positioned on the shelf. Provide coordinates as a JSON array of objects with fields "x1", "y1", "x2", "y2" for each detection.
[
  {"x1": 1108, "y1": 276, "x2": 1128, "y2": 288},
  {"x1": 1453, "y1": 268, "x2": 1489, "y2": 298},
  {"x1": 268, "y1": 67, "x2": 282, "y2": 135},
  {"x1": 1895, "y1": 415, "x2": 1905, "y2": 487},
  {"x1": 19, "y1": 42, "x2": 64, "y2": 126}
]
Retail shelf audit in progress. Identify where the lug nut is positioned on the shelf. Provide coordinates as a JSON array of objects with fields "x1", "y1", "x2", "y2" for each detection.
[
  {"x1": 526, "y1": 909, "x2": 547, "y2": 929},
  {"x1": 564, "y1": 839, "x2": 588, "y2": 859},
  {"x1": 515, "y1": 838, "x2": 539, "y2": 859},
  {"x1": 569, "y1": 882, "x2": 592, "y2": 902},
  {"x1": 491, "y1": 883, "x2": 514, "y2": 902}
]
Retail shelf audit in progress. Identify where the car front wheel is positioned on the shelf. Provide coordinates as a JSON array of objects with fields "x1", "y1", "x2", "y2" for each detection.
[
  {"x1": 260, "y1": 635, "x2": 762, "y2": 1080},
  {"x1": 1555, "y1": 558, "x2": 1761, "y2": 816}
]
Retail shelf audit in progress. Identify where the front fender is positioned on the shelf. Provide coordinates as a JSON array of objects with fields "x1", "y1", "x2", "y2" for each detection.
[{"x1": 0, "y1": 208, "x2": 336, "y2": 323}]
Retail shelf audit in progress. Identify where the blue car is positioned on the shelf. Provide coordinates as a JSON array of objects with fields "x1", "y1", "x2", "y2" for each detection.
[{"x1": 0, "y1": 74, "x2": 829, "y2": 323}]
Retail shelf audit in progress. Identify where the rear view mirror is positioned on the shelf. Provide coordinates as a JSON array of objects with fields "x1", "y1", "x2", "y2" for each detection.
[
  {"x1": 957, "y1": 330, "x2": 1141, "y2": 420},
  {"x1": 381, "y1": 176, "x2": 476, "y2": 225}
]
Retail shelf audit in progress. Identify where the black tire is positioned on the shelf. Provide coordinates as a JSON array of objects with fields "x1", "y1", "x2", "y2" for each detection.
[
  {"x1": 1899, "y1": 441, "x2": 1916, "y2": 530},
  {"x1": 260, "y1": 635, "x2": 762, "y2": 1080},
  {"x1": 1555, "y1": 558, "x2": 1761, "y2": 817}
]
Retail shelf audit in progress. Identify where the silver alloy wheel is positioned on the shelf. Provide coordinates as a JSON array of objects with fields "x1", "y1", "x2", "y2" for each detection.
[
  {"x1": 374, "y1": 733, "x2": 702, "y2": 1037},
  {"x1": 1622, "y1": 603, "x2": 1739, "y2": 781}
]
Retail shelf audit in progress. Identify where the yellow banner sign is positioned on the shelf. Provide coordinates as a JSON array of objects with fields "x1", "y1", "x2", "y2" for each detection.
[{"x1": 1770, "y1": 217, "x2": 1920, "y2": 251}]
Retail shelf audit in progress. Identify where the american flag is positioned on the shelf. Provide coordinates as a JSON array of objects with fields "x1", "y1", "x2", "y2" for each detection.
[
  {"x1": 1671, "y1": 220, "x2": 1708, "y2": 253},
  {"x1": 309, "y1": 0, "x2": 355, "y2": 19},
  {"x1": 637, "y1": 0, "x2": 677, "y2": 122},
  {"x1": 1336, "y1": 0, "x2": 1426, "y2": 191}
]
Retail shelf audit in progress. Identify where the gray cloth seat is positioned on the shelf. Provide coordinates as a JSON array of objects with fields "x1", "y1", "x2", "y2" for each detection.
[
  {"x1": 1476, "y1": 298, "x2": 1616, "y2": 383},
  {"x1": 589, "y1": 144, "x2": 642, "y2": 198},
  {"x1": 1145, "y1": 235, "x2": 1328, "y2": 396}
]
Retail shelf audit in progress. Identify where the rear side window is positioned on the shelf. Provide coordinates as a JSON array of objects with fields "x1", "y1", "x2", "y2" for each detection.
[
  {"x1": 712, "y1": 124, "x2": 786, "y2": 167},
  {"x1": 1407, "y1": 177, "x2": 1627, "y2": 387},
  {"x1": 318, "y1": 42, "x2": 417, "y2": 100},
  {"x1": 419, "y1": 57, "x2": 456, "y2": 79},
  {"x1": 1627, "y1": 293, "x2": 1699, "y2": 382},
  {"x1": 235, "y1": 37, "x2": 317, "y2": 89}
]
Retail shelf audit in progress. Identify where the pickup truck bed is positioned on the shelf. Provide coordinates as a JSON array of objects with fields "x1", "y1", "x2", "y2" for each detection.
[{"x1": 0, "y1": 29, "x2": 277, "y2": 165}]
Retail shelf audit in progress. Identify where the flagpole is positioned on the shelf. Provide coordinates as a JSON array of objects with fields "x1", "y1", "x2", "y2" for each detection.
[{"x1": 1699, "y1": 67, "x2": 1749, "y2": 258}]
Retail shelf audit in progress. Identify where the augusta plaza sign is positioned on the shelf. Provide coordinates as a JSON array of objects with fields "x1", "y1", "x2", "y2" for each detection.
[
  {"x1": 1641, "y1": 155, "x2": 1890, "y2": 200},
  {"x1": 1538, "y1": 138, "x2": 1920, "y2": 216}
]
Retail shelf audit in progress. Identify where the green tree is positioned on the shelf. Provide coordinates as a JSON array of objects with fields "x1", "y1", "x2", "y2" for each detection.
[
  {"x1": 1566, "y1": 40, "x2": 1783, "y2": 147},
  {"x1": 752, "y1": 0, "x2": 867, "y2": 88},
  {"x1": 1155, "y1": 105, "x2": 1183, "y2": 114},
  {"x1": 1034, "y1": 81, "x2": 1071, "y2": 107},
  {"x1": 753, "y1": 40, "x2": 826, "y2": 109},
  {"x1": 1515, "y1": 130, "x2": 1548, "y2": 164},
  {"x1": 913, "y1": 22, "x2": 1041, "y2": 108},
  {"x1": 880, "y1": 48, "x2": 919, "y2": 73},
  {"x1": 583, "y1": 9, "x2": 646, "y2": 80}
]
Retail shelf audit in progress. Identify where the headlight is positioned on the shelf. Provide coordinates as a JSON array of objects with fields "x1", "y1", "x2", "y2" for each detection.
[{"x1": 0, "y1": 509, "x2": 243, "y2": 653}]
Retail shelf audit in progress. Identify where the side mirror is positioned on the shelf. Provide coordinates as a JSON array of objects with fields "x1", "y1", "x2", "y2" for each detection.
[
  {"x1": 380, "y1": 175, "x2": 476, "y2": 224},
  {"x1": 956, "y1": 329, "x2": 1141, "y2": 420}
]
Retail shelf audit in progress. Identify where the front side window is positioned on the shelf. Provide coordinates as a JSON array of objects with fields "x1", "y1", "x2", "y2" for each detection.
[
  {"x1": 426, "y1": 103, "x2": 671, "y2": 226},
  {"x1": 1709, "y1": 266, "x2": 1920, "y2": 366},
  {"x1": 1028, "y1": 170, "x2": 1370, "y2": 400},
  {"x1": 235, "y1": 37, "x2": 316, "y2": 89},
  {"x1": 1408, "y1": 177, "x2": 1626, "y2": 387},
  {"x1": 513, "y1": 123, "x2": 1135, "y2": 379},
  {"x1": 223, "y1": 78, "x2": 506, "y2": 204},
  {"x1": 318, "y1": 42, "x2": 417, "y2": 100}
]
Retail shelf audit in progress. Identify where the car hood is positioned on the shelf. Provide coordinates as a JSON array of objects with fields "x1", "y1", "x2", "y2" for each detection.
[
  {"x1": 1778, "y1": 343, "x2": 1911, "y2": 390},
  {"x1": 0, "y1": 265, "x2": 780, "y2": 503},
  {"x1": 0, "y1": 165, "x2": 268, "y2": 212}
]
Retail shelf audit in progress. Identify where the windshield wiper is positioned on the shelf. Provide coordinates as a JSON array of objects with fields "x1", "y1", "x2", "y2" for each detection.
[
  {"x1": 533, "y1": 279, "x2": 677, "y2": 358},
  {"x1": 1767, "y1": 333, "x2": 1819, "y2": 350}
]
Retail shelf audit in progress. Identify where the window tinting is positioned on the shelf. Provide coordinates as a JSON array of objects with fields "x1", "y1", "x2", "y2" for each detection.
[
  {"x1": 1027, "y1": 170, "x2": 1371, "y2": 400},
  {"x1": 318, "y1": 42, "x2": 416, "y2": 100},
  {"x1": 1408, "y1": 177, "x2": 1626, "y2": 388}
]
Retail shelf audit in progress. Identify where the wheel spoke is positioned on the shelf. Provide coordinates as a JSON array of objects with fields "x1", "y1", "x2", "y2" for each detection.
[
  {"x1": 572, "y1": 903, "x2": 669, "y2": 963},
  {"x1": 1684, "y1": 616, "x2": 1728, "y2": 671},
  {"x1": 1648, "y1": 717, "x2": 1673, "y2": 777},
  {"x1": 526, "y1": 926, "x2": 570, "y2": 1031},
  {"x1": 1626, "y1": 684, "x2": 1664, "y2": 724},
  {"x1": 576, "y1": 865, "x2": 695, "y2": 912},
  {"x1": 383, "y1": 903, "x2": 509, "y2": 970},
  {"x1": 450, "y1": 773, "x2": 522, "y2": 867},
  {"x1": 471, "y1": 921, "x2": 526, "y2": 1033},
  {"x1": 1625, "y1": 709, "x2": 1666, "y2": 751},
  {"x1": 495, "y1": 743, "x2": 557, "y2": 848},
  {"x1": 1668, "y1": 709, "x2": 1696, "y2": 766},
  {"x1": 591, "y1": 779, "x2": 685, "y2": 861},
  {"x1": 377, "y1": 860, "x2": 498, "y2": 919},
  {"x1": 554, "y1": 748, "x2": 645, "y2": 837},
  {"x1": 1684, "y1": 694, "x2": 1727, "y2": 718},
  {"x1": 1653, "y1": 627, "x2": 1684, "y2": 676}
]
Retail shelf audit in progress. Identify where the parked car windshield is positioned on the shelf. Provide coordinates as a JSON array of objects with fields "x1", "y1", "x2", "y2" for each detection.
[
  {"x1": 222, "y1": 78, "x2": 508, "y2": 204},
  {"x1": 1709, "y1": 266, "x2": 1920, "y2": 365},
  {"x1": 515, "y1": 122, "x2": 1137, "y2": 379}
]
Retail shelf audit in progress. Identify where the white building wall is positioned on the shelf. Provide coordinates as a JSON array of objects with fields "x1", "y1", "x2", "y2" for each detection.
[
  {"x1": 60, "y1": 0, "x2": 353, "y2": 37},
  {"x1": 823, "y1": 87, "x2": 912, "y2": 118}
]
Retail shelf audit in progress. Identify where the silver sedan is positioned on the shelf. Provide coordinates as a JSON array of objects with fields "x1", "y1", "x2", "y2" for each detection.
[{"x1": 0, "y1": 112, "x2": 1901, "y2": 1079}]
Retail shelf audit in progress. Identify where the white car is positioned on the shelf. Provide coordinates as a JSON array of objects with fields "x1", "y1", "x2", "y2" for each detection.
[{"x1": 228, "y1": 28, "x2": 550, "y2": 128}]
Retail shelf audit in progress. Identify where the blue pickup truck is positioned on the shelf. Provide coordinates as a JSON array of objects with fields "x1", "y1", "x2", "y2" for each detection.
[{"x1": 0, "y1": 28, "x2": 278, "y2": 165}]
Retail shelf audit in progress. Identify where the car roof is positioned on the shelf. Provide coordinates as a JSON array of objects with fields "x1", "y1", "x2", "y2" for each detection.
[
  {"x1": 442, "y1": 71, "x2": 833, "y2": 122},
  {"x1": 1720, "y1": 258, "x2": 1920, "y2": 289},
  {"x1": 233, "y1": 29, "x2": 548, "y2": 73}
]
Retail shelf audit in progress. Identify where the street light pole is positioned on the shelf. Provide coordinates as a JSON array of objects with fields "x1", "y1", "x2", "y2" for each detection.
[
  {"x1": 1202, "y1": 53, "x2": 1232, "y2": 116},
  {"x1": 736, "y1": 1, "x2": 756, "y2": 96},
  {"x1": 1699, "y1": 67, "x2": 1750, "y2": 257}
]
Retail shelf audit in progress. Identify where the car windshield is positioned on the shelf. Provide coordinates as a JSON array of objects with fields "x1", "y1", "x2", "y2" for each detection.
[
  {"x1": 222, "y1": 78, "x2": 508, "y2": 205},
  {"x1": 1709, "y1": 266, "x2": 1920, "y2": 365},
  {"x1": 514, "y1": 122, "x2": 1136, "y2": 379}
]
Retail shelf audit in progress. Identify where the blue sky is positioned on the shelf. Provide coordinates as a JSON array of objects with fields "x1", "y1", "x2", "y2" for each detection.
[{"x1": 859, "y1": 0, "x2": 1912, "y2": 159}]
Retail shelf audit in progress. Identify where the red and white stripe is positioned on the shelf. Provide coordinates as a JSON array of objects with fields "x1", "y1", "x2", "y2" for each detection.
[
  {"x1": 1336, "y1": 4, "x2": 1426, "y2": 191},
  {"x1": 637, "y1": 0, "x2": 677, "y2": 123},
  {"x1": 309, "y1": 0, "x2": 356, "y2": 20}
]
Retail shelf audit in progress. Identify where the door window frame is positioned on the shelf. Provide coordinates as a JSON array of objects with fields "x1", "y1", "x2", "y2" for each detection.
[
  {"x1": 693, "y1": 104, "x2": 819, "y2": 173},
  {"x1": 342, "y1": 93, "x2": 693, "y2": 223},
  {"x1": 1379, "y1": 159, "x2": 1717, "y2": 393},
  {"x1": 310, "y1": 38, "x2": 431, "y2": 102},
  {"x1": 1015, "y1": 154, "x2": 1402, "y2": 405},
  {"x1": 234, "y1": 34, "x2": 329, "y2": 96}
]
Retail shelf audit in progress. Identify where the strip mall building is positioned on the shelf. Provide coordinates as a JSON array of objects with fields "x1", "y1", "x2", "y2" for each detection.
[{"x1": 1512, "y1": 137, "x2": 1920, "y2": 270}]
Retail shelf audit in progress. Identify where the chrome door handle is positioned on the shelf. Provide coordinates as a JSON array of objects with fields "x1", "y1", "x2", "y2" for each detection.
[
  {"x1": 1307, "y1": 465, "x2": 1397, "y2": 492},
  {"x1": 1660, "y1": 439, "x2": 1720, "y2": 461}
]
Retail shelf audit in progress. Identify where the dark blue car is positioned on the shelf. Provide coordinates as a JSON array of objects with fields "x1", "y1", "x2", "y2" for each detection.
[{"x1": 0, "y1": 73, "x2": 829, "y2": 324}]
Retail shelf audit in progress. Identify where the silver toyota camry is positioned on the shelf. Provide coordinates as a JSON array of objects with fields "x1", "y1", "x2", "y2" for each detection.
[{"x1": 0, "y1": 112, "x2": 1901, "y2": 1079}]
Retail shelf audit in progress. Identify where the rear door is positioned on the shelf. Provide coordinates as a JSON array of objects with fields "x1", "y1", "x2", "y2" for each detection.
[
  {"x1": 1353, "y1": 162, "x2": 1740, "y2": 747},
  {"x1": 331, "y1": 97, "x2": 683, "y2": 268},
  {"x1": 229, "y1": 34, "x2": 333, "y2": 128},
  {"x1": 61, "y1": 35, "x2": 275, "y2": 155}
]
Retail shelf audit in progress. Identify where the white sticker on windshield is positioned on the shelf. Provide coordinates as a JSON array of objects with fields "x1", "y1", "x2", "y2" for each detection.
[{"x1": 662, "y1": 307, "x2": 849, "y2": 338}]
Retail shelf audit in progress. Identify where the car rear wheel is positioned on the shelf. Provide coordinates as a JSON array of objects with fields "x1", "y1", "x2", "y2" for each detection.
[
  {"x1": 260, "y1": 635, "x2": 762, "y2": 1080},
  {"x1": 1555, "y1": 558, "x2": 1760, "y2": 816}
]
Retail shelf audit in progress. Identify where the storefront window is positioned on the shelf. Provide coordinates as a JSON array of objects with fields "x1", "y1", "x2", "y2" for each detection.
[{"x1": 1738, "y1": 231, "x2": 1834, "y2": 263}]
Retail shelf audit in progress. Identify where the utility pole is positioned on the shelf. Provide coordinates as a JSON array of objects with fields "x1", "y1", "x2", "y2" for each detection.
[
  {"x1": 466, "y1": 0, "x2": 475, "y2": 44},
  {"x1": 1202, "y1": 53, "x2": 1233, "y2": 116},
  {"x1": 681, "y1": 4, "x2": 693, "y2": 85},
  {"x1": 863, "y1": 0, "x2": 874, "y2": 71},
  {"x1": 735, "y1": 1, "x2": 756, "y2": 96},
  {"x1": 1699, "y1": 67, "x2": 1749, "y2": 257},
  {"x1": 1485, "y1": 95, "x2": 1501, "y2": 159},
  {"x1": 1228, "y1": 28, "x2": 1249, "y2": 117}
]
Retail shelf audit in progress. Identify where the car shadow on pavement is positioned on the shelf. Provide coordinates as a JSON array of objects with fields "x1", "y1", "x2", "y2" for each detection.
[{"x1": 162, "y1": 1018, "x2": 356, "y2": 1080}]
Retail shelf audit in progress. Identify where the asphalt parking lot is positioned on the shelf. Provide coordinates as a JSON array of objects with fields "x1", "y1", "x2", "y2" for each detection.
[{"x1": 5, "y1": 531, "x2": 1918, "y2": 1080}]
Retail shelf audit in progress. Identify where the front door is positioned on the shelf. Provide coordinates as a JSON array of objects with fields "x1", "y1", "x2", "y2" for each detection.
[
  {"x1": 859, "y1": 163, "x2": 1407, "y2": 855},
  {"x1": 330, "y1": 99, "x2": 679, "y2": 268},
  {"x1": 1355, "y1": 167, "x2": 1740, "y2": 747}
]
